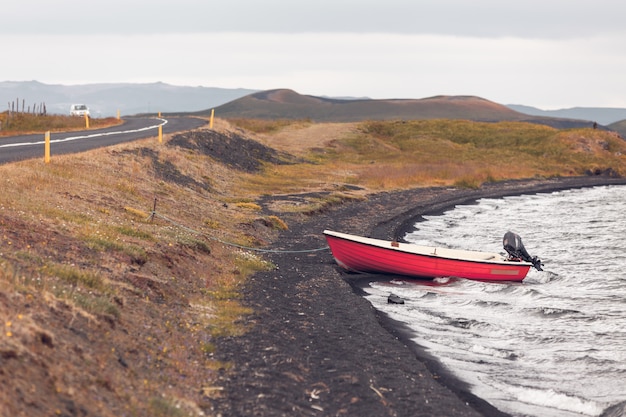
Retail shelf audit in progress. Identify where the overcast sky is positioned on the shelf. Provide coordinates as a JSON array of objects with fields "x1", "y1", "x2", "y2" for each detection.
[{"x1": 3, "y1": 0, "x2": 626, "y2": 109}]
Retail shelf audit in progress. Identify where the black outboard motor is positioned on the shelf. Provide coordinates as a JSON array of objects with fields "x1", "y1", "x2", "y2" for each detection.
[{"x1": 503, "y1": 231, "x2": 543, "y2": 271}]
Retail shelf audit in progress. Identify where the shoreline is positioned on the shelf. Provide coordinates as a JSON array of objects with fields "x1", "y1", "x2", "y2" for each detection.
[{"x1": 213, "y1": 176, "x2": 626, "y2": 416}]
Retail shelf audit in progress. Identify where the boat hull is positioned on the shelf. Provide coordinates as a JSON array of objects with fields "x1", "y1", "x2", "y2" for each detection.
[{"x1": 324, "y1": 230, "x2": 531, "y2": 282}]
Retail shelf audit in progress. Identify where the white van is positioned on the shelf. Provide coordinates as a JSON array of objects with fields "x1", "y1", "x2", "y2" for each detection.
[{"x1": 70, "y1": 104, "x2": 90, "y2": 117}]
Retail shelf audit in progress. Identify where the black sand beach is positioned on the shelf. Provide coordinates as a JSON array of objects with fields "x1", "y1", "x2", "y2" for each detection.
[{"x1": 213, "y1": 176, "x2": 626, "y2": 417}]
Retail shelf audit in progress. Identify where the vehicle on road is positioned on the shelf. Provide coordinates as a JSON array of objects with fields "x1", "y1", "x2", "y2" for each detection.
[{"x1": 70, "y1": 104, "x2": 90, "y2": 117}]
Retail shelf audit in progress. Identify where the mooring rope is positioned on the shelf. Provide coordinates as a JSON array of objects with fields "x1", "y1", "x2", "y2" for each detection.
[{"x1": 147, "y1": 210, "x2": 330, "y2": 254}]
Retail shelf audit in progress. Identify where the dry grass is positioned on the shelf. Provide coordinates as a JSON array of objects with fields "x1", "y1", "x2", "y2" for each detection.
[
  {"x1": 227, "y1": 118, "x2": 312, "y2": 134},
  {"x1": 238, "y1": 119, "x2": 626, "y2": 193},
  {"x1": 0, "y1": 112, "x2": 122, "y2": 136}
]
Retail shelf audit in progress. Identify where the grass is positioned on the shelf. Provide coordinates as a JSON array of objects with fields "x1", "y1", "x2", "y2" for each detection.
[
  {"x1": 234, "y1": 202, "x2": 262, "y2": 211},
  {"x1": 266, "y1": 215, "x2": 289, "y2": 230},
  {"x1": 333, "y1": 120, "x2": 556, "y2": 184},
  {"x1": 0, "y1": 111, "x2": 121, "y2": 135},
  {"x1": 245, "y1": 119, "x2": 626, "y2": 191},
  {"x1": 116, "y1": 225, "x2": 155, "y2": 240},
  {"x1": 228, "y1": 118, "x2": 312, "y2": 134},
  {"x1": 199, "y1": 250, "x2": 273, "y2": 338},
  {"x1": 45, "y1": 263, "x2": 106, "y2": 290}
]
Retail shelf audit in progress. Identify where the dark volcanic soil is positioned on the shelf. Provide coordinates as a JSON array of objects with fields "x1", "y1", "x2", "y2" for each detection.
[
  {"x1": 212, "y1": 175, "x2": 626, "y2": 417},
  {"x1": 169, "y1": 130, "x2": 298, "y2": 172}
]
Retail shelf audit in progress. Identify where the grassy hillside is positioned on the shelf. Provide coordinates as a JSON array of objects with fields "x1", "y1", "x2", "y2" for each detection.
[
  {"x1": 236, "y1": 118, "x2": 626, "y2": 191},
  {"x1": 609, "y1": 119, "x2": 626, "y2": 138},
  {"x1": 1, "y1": 118, "x2": 625, "y2": 416}
]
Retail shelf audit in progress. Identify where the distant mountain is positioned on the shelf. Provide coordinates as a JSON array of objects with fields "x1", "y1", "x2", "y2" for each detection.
[
  {"x1": 202, "y1": 89, "x2": 597, "y2": 128},
  {"x1": 206, "y1": 89, "x2": 524, "y2": 122},
  {"x1": 0, "y1": 81, "x2": 257, "y2": 117},
  {"x1": 507, "y1": 104, "x2": 626, "y2": 125}
]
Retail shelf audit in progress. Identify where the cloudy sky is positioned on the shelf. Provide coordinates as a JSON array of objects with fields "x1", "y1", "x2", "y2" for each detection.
[{"x1": 3, "y1": 0, "x2": 626, "y2": 109}]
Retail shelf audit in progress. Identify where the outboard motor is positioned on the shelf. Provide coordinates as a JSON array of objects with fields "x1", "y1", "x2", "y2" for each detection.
[{"x1": 503, "y1": 231, "x2": 543, "y2": 271}]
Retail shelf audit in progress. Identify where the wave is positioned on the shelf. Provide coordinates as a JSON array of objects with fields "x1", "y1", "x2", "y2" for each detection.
[
  {"x1": 448, "y1": 317, "x2": 490, "y2": 330},
  {"x1": 504, "y1": 385, "x2": 604, "y2": 416},
  {"x1": 531, "y1": 306, "x2": 582, "y2": 317}
]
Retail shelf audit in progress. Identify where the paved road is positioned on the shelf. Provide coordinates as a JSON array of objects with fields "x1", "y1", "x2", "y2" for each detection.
[{"x1": 0, "y1": 116, "x2": 207, "y2": 164}]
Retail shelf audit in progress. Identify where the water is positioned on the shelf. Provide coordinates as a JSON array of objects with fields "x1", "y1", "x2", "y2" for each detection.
[{"x1": 362, "y1": 185, "x2": 626, "y2": 417}]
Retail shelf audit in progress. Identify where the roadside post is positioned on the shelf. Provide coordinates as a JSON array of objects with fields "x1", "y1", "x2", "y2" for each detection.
[
  {"x1": 44, "y1": 131, "x2": 51, "y2": 163},
  {"x1": 210, "y1": 109, "x2": 214, "y2": 129},
  {"x1": 158, "y1": 124, "x2": 163, "y2": 143},
  {"x1": 84, "y1": 113, "x2": 89, "y2": 129}
]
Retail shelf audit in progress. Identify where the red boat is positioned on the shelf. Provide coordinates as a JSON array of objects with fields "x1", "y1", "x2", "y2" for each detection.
[{"x1": 323, "y1": 230, "x2": 543, "y2": 282}]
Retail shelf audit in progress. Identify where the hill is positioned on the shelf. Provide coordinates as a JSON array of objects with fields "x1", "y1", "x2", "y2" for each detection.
[
  {"x1": 0, "y1": 80, "x2": 257, "y2": 117},
  {"x1": 208, "y1": 89, "x2": 598, "y2": 129},
  {"x1": 507, "y1": 104, "x2": 626, "y2": 125},
  {"x1": 609, "y1": 119, "x2": 626, "y2": 137}
]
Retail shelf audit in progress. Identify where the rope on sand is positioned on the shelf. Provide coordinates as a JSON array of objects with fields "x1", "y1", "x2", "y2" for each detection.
[{"x1": 147, "y1": 210, "x2": 330, "y2": 254}]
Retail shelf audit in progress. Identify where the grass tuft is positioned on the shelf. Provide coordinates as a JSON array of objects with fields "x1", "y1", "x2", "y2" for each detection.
[
  {"x1": 234, "y1": 202, "x2": 262, "y2": 211},
  {"x1": 116, "y1": 225, "x2": 155, "y2": 241},
  {"x1": 267, "y1": 215, "x2": 289, "y2": 230},
  {"x1": 45, "y1": 263, "x2": 105, "y2": 290},
  {"x1": 124, "y1": 206, "x2": 150, "y2": 219}
]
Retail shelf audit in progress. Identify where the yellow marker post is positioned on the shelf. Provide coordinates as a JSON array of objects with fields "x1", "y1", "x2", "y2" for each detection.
[
  {"x1": 158, "y1": 111, "x2": 161, "y2": 118},
  {"x1": 44, "y1": 131, "x2": 51, "y2": 163},
  {"x1": 117, "y1": 110, "x2": 121, "y2": 120},
  {"x1": 210, "y1": 109, "x2": 214, "y2": 129},
  {"x1": 158, "y1": 125, "x2": 163, "y2": 143},
  {"x1": 84, "y1": 113, "x2": 90, "y2": 129}
]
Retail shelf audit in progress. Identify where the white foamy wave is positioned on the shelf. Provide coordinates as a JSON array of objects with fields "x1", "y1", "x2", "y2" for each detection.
[
  {"x1": 522, "y1": 270, "x2": 557, "y2": 284},
  {"x1": 506, "y1": 385, "x2": 604, "y2": 416},
  {"x1": 433, "y1": 276, "x2": 454, "y2": 284},
  {"x1": 468, "y1": 343, "x2": 518, "y2": 360}
]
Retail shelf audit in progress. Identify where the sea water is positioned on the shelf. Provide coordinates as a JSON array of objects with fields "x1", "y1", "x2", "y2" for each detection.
[{"x1": 362, "y1": 185, "x2": 626, "y2": 417}]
